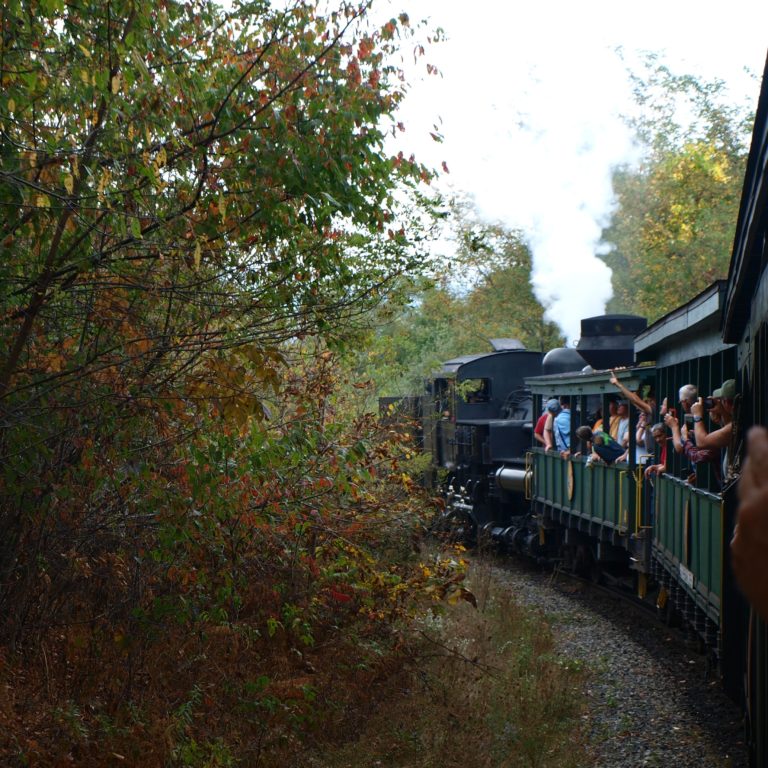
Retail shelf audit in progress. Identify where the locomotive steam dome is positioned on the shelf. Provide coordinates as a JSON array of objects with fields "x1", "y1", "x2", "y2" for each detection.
[
  {"x1": 576, "y1": 314, "x2": 647, "y2": 370},
  {"x1": 541, "y1": 347, "x2": 586, "y2": 375}
]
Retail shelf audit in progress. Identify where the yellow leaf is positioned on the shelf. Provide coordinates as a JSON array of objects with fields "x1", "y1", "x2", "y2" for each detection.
[
  {"x1": 193, "y1": 241, "x2": 201, "y2": 270},
  {"x1": 63, "y1": 173, "x2": 74, "y2": 195},
  {"x1": 111, "y1": 73, "x2": 121, "y2": 94},
  {"x1": 97, "y1": 169, "x2": 111, "y2": 198},
  {"x1": 36, "y1": 194, "x2": 50, "y2": 209},
  {"x1": 78, "y1": 43, "x2": 92, "y2": 59},
  {"x1": 80, "y1": 69, "x2": 90, "y2": 85},
  {"x1": 7, "y1": 98, "x2": 14, "y2": 113}
]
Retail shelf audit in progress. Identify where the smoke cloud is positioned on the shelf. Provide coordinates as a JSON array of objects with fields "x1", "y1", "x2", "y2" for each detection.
[{"x1": 387, "y1": 0, "x2": 766, "y2": 343}]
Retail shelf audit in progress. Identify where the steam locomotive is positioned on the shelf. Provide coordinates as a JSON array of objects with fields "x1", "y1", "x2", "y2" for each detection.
[{"x1": 392, "y1": 51, "x2": 768, "y2": 768}]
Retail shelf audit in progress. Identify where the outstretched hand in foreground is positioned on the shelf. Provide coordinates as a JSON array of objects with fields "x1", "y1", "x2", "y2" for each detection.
[{"x1": 732, "y1": 426, "x2": 768, "y2": 621}]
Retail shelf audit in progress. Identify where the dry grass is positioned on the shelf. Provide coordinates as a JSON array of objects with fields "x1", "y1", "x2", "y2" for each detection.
[{"x1": 306, "y1": 555, "x2": 589, "y2": 768}]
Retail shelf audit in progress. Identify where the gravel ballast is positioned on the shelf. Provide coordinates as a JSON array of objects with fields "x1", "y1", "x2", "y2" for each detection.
[{"x1": 490, "y1": 558, "x2": 748, "y2": 767}]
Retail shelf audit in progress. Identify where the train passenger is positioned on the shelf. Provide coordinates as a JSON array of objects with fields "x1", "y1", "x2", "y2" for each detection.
[
  {"x1": 664, "y1": 409, "x2": 722, "y2": 489},
  {"x1": 678, "y1": 383, "x2": 698, "y2": 418},
  {"x1": 542, "y1": 398, "x2": 561, "y2": 452},
  {"x1": 554, "y1": 396, "x2": 571, "y2": 457},
  {"x1": 535, "y1": 398, "x2": 560, "y2": 447},
  {"x1": 607, "y1": 398, "x2": 620, "y2": 441},
  {"x1": 609, "y1": 371, "x2": 655, "y2": 415},
  {"x1": 616, "y1": 399, "x2": 630, "y2": 449},
  {"x1": 691, "y1": 380, "x2": 734, "y2": 450},
  {"x1": 643, "y1": 423, "x2": 668, "y2": 479},
  {"x1": 731, "y1": 425, "x2": 768, "y2": 622},
  {"x1": 592, "y1": 405, "x2": 604, "y2": 432},
  {"x1": 636, "y1": 411, "x2": 654, "y2": 465},
  {"x1": 575, "y1": 425, "x2": 625, "y2": 465},
  {"x1": 715, "y1": 379, "x2": 737, "y2": 420},
  {"x1": 692, "y1": 379, "x2": 736, "y2": 483}
]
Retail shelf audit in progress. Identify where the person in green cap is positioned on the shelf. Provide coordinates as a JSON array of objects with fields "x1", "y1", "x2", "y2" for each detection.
[
  {"x1": 691, "y1": 380, "x2": 734, "y2": 447},
  {"x1": 691, "y1": 378, "x2": 737, "y2": 483}
]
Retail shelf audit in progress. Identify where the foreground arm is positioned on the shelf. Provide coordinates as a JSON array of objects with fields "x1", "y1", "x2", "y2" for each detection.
[{"x1": 731, "y1": 426, "x2": 768, "y2": 621}]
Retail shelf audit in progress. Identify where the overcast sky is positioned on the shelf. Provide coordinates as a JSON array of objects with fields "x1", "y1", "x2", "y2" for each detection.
[{"x1": 383, "y1": 1, "x2": 768, "y2": 343}]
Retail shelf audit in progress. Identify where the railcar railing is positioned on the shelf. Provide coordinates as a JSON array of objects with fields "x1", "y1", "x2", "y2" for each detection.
[
  {"x1": 530, "y1": 448, "x2": 640, "y2": 537},
  {"x1": 652, "y1": 473, "x2": 723, "y2": 623}
]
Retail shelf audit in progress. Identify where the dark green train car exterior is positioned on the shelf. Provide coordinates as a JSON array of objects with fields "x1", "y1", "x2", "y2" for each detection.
[
  {"x1": 527, "y1": 367, "x2": 654, "y2": 579},
  {"x1": 634, "y1": 282, "x2": 737, "y2": 652},
  {"x1": 653, "y1": 477, "x2": 723, "y2": 641},
  {"x1": 722, "y1": 51, "x2": 768, "y2": 768}
]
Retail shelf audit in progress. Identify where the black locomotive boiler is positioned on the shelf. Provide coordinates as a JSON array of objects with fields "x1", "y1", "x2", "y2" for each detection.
[{"x1": 422, "y1": 322, "x2": 643, "y2": 549}]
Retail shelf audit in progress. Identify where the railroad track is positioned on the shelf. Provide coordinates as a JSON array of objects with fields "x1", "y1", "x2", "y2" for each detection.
[{"x1": 476, "y1": 552, "x2": 748, "y2": 767}]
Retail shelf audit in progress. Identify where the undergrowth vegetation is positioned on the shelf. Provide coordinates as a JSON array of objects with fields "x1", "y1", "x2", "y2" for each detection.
[
  {"x1": 0, "y1": 350, "x2": 465, "y2": 766},
  {"x1": 309, "y1": 556, "x2": 588, "y2": 768}
]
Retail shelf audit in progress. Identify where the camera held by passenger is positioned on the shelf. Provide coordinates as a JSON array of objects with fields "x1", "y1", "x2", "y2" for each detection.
[{"x1": 703, "y1": 397, "x2": 716, "y2": 410}]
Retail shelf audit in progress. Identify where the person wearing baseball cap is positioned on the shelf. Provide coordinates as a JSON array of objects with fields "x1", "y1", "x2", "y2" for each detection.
[
  {"x1": 712, "y1": 379, "x2": 737, "y2": 422},
  {"x1": 691, "y1": 378, "x2": 737, "y2": 480},
  {"x1": 713, "y1": 379, "x2": 736, "y2": 400},
  {"x1": 534, "y1": 398, "x2": 561, "y2": 448},
  {"x1": 540, "y1": 397, "x2": 562, "y2": 452}
]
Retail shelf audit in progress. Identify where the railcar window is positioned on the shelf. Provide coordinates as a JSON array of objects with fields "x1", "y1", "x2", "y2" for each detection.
[
  {"x1": 458, "y1": 378, "x2": 491, "y2": 403},
  {"x1": 432, "y1": 378, "x2": 453, "y2": 415}
]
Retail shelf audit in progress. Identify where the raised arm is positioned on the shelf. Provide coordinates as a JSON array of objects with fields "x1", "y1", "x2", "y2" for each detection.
[
  {"x1": 664, "y1": 412, "x2": 685, "y2": 454},
  {"x1": 610, "y1": 371, "x2": 652, "y2": 414}
]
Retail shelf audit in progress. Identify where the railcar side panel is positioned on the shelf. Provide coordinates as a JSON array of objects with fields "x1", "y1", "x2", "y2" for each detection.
[
  {"x1": 533, "y1": 452, "x2": 636, "y2": 535},
  {"x1": 654, "y1": 476, "x2": 723, "y2": 623}
]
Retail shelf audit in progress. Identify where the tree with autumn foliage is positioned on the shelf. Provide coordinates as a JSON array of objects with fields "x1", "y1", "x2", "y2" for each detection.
[
  {"x1": 0, "y1": 1, "x2": 460, "y2": 764},
  {"x1": 602, "y1": 58, "x2": 753, "y2": 320}
]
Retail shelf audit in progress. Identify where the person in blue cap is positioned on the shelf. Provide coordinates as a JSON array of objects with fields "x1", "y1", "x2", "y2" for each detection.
[
  {"x1": 534, "y1": 398, "x2": 561, "y2": 449},
  {"x1": 541, "y1": 397, "x2": 561, "y2": 452},
  {"x1": 554, "y1": 396, "x2": 571, "y2": 456}
]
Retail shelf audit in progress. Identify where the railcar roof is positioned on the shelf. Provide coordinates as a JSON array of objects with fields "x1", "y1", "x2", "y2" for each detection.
[
  {"x1": 489, "y1": 338, "x2": 525, "y2": 351},
  {"x1": 439, "y1": 347, "x2": 536, "y2": 374},
  {"x1": 454, "y1": 419, "x2": 530, "y2": 426},
  {"x1": 524, "y1": 365, "x2": 654, "y2": 397},
  {"x1": 438, "y1": 354, "x2": 486, "y2": 374},
  {"x1": 634, "y1": 281, "x2": 731, "y2": 364}
]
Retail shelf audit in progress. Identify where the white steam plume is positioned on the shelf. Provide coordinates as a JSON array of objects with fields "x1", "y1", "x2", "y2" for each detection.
[{"x1": 386, "y1": 1, "x2": 766, "y2": 343}]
